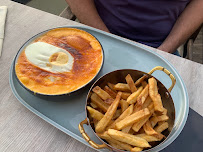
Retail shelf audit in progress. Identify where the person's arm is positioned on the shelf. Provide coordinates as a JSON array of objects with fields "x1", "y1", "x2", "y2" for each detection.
[
  {"x1": 158, "y1": 0, "x2": 203, "y2": 53},
  {"x1": 66, "y1": 0, "x2": 109, "y2": 32}
]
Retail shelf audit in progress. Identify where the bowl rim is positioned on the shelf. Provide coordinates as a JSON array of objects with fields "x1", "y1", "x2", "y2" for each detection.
[{"x1": 13, "y1": 27, "x2": 104, "y2": 96}]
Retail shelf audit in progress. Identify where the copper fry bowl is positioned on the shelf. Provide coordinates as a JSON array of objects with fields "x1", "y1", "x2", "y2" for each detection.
[{"x1": 79, "y1": 66, "x2": 177, "y2": 152}]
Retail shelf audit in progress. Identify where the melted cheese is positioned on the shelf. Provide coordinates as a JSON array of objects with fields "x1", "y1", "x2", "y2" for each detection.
[{"x1": 15, "y1": 28, "x2": 103, "y2": 95}]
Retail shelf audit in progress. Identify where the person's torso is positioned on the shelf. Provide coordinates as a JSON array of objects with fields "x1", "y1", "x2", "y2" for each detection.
[{"x1": 94, "y1": 0, "x2": 190, "y2": 47}]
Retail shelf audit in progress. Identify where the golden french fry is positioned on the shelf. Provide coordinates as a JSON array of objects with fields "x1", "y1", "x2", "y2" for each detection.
[
  {"x1": 90, "y1": 102, "x2": 98, "y2": 109},
  {"x1": 98, "y1": 131, "x2": 133, "y2": 151},
  {"x1": 127, "y1": 86, "x2": 143, "y2": 104},
  {"x1": 95, "y1": 92, "x2": 122, "y2": 133},
  {"x1": 143, "y1": 120, "x2": 159, "y2": 136},
  {"x1": 132, "y1": 115, "x2": 151, "y2": 132},
  {"x1": 147, "y1": 102, "x2": 155, "y2": 114},
  {"x1": 141, "y1": 81, "x2": 148, "y2": 88},
  {"x1": 148, "y1": 78, "x2": 164, "y2": 113},
  {"x1": 149, "y1": 116, "x2": 158, "y2": 128},
  {"x1": 93, "y1": 118, "x2": 99, "y2": 128},
  {"x1": 122, "y1": 125, "x2": 132, "y2": 133},
  {"x1": 121, "y1": 92, "x2": 131, "y2": 100},
  {"x1": 107, "y1": 83, "x2": 117, "y2": 92},
  {"x1": 120, "y1": 99, "x2": 129, "y2": 113},
  {"x1": 137, "y1": 85, "x2": 149, "y2": 105},
  {"x1": 156, "y1": 115, "x2": 169, "y2": 122},
  {"x1": 133, "y1": 105, "x2": 142, "y2": 114},
  {"x1": 135, "y1": 133, "x2": 162, "y2": 142},
  {"x1": 148, "y1": 77, "x2": 158, "y2": 97},
  {"x1": 142, "y1": 96, "x2": 152, "y2": 109},
  {"x1": 115, "y1": 108, "x2": 150, "y2": 130},
  {"x1": 108, "y1": 129, "x2": 151, "y2": 148},
  {"x1": 112, "y1": 109, "x2": 122, "y2": 120},
  {"x1": 130, "y1": 147, "x2": 143, "y2": 152},
  {"x1": 92, "y1": 86, "x2": 112, "y2": 100},
  {"x1": 154, "y1": 122, "x2": 169, "y2": 133},
  {"x1": 91, "y1": 93, "x2": 109, "y2": 112},
  {"x1": 134, "y1": 75, "x2": 147, "y2": 86},
  {"x1": 104, "y1": 85, "x2": 117, "y2": 99},
  {"x1": 87, "y1": 106, "x2": 104, "y2": 120},
  {"x1": 107, "y1": 140, "x2": 124, "y2": 150},
  {"x1": 107, "y1": 104, "x2": 134, "y2": 129},
  {"x1": 121, "y1": 104, "x2": 143, "y2": 133},
  {"x1": 104, "y1": 98, "x2": 114, "y2": 105},
  {"x1": 114, "y1": 83, "x2": 131, "y2": 92},
  {"x1": 125, "y1": 74, "x2": 137, "y2": 92}
]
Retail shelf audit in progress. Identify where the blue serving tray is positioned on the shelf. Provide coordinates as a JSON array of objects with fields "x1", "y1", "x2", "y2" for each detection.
[{"x1": 9, "y1": 26, "x2": 189, "y2": 152}]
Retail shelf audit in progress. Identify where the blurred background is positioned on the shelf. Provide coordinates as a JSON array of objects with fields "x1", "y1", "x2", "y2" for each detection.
[
  {"x1": 11, "y1": 0, "x2": 203, "y2": 64},
  {"x1": 12, "y1": 0, "x2": 66, "y2": 15}
]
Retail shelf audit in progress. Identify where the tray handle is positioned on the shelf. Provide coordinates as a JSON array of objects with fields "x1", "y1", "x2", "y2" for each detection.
[
  {"x1": 79, "y1": 118, "x2": 111, "y2": 150},
  {"x1": 148, "y1": 66, "x2": 176, "y2": 92}
]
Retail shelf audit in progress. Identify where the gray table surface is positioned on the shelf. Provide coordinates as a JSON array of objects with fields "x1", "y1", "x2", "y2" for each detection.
[{"x1": 0, "y1": 0, "x2": 202, "y2": 152}]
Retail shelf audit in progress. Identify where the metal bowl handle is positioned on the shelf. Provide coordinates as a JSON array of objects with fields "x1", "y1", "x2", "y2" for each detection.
[
  {"x1": 148, "y1": 66, "x2": 176, "y2": 92},
  {"x1": 78, "y1": 118, "x2": 111, "y2": 150}
]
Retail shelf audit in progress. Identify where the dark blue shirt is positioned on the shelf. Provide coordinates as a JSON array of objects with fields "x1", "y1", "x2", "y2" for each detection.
[{"x1": 94, "y1": 0, "x2": 190, "y2": 48}]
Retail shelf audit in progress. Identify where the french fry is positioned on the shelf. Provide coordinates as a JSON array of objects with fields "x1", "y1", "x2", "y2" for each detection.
[
  {"x1": 115, "y1": 108, "x2": 150, "y2": 130},
  {"x1": 134, "y1": 75, "x2": 147, "y2": 86},
  {"x1": 93, "y1": 118, "x2": 99, "y2": 128},
  {"x1": 141, "y1": 81, "x2": 148, "y2": 88},
  {"x1": 114, "y1": 83, "x2": 131, "y2": 92},
  {"x1": 122, "y1": 125, "x2": 132, "y2": 133},
  {"x1": 156, "y1": 115, "x2": 169, "y2": 122},
  {"x1": 107, "y1": 83, "x2": 116, "y2": 92},
  {"x1": 135, "y1": 133, "x2": 162, "y2": 142},
  {"x1": 150, "y1": 116, "x2": 158, "y2": 128},
  {"x1": 125, "y1": 74, "x2": 137, "y2": 92},
  {"x1": 104, "y1": 98, "x2": 114, "y2": 105},
  {"x1": 107, "y1": 140, "x2": 124, "y2": 150},
  {"x1": 137, "y1": 85, "x2": 149, "y2": 105},
  {"x1": 90, "y1": 102, "x2": 98, "y2": 109},
  {"x1": 108, "y1": 129, "x2": 151, "y2": 148},
  {"x1": 107, "y1": 104, "x2": 134, "y2": 129},
  {"x1": 91, "y1": 93, "x2": 109, "y2": 112},
  {"x1": 127, "y1": 86, "x2": 143, "y2": 104},
  {"x1": 130, "y1": 147, "x2": 143, "y2": 152},
  {"x1": 98, "y1": 131, "x2": 133, "y2": 151},
  {"x1": 104, "y1": 86, "x2": 117, "y2": 99},
  {"x1": 92, "y1": 86, "x2": 112, "y2": 100},
  {"x1": 132, "y1": 115, "x2": 151, "y2": 132},
  {"x1": 87, "y1": 106, "x2": 104, "y2": 120},
  {"x1": 121, "y1": 92, "x2": 131, "y2": 100},
  {"x1": 95, "y1": 92, "x2": 122, "y2": 133},
  {"x1": 133, "y1": 103, "x2": 142, "y2": 113},
  {"x1": 121, "y1": 103, "x2": 142, "y2": 133},
  {"x1": 120, "y1": 99, "x2": 129, "y2": 113},
  {"x1": 143, "y1": 120, "x2": 158, "y2": 136},
  {"x1": 142, "y1": 96, "x2": 152, "y2": 109},
  {"x1": 154, "y1": 122, "x2": 169, "y2": 133},
  {"x1": 148, "y1": 77, "x2": 158, "y2": 97},
  {"x1": 148, "y1": 78, "x2": 164, "y2": 113},
  {"x1": 112, "y1": 109, "x2": 122, "y2": 120}
]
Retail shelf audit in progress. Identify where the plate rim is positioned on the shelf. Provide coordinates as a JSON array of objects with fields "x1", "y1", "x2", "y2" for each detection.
[{"x1": 9, "y1": 25, "x2": 189, "y2": 152}]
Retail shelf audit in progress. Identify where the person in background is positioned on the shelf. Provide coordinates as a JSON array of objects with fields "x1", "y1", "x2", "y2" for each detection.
[{"x1": 65, "y1": 0, "x2": 203, "y2": 56}]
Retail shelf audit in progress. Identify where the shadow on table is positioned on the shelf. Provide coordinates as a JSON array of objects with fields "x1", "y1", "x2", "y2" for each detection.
[{"x1": 162, "y1": 108, "x2": 203, "y2": 152}]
